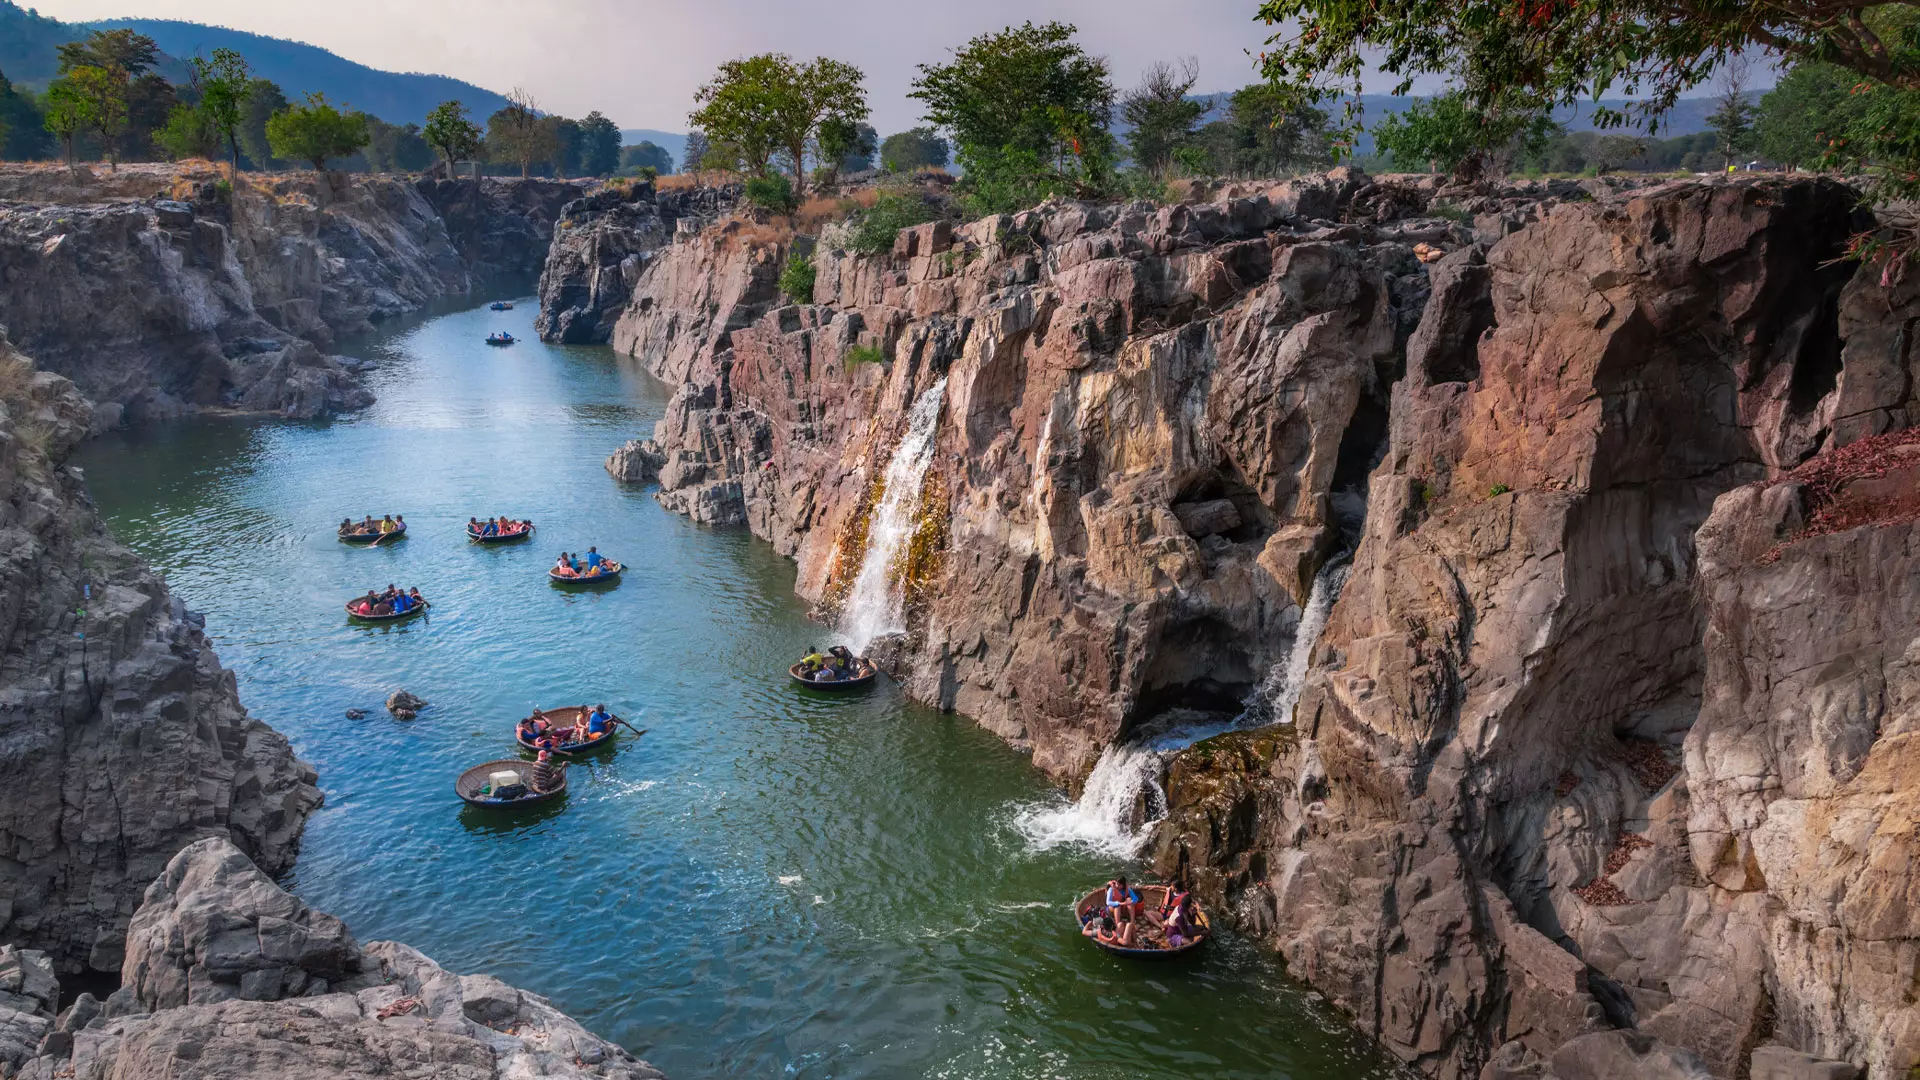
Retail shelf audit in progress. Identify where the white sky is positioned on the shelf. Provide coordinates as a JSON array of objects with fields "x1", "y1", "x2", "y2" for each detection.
[{"x1": 30, "y1": 0, "x2": 1342, "y2": 133}]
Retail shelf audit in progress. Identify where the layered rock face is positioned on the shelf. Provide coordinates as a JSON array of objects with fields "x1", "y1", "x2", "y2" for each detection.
[
  {"x1": 612, "y1": 173, "x2": 1920, "y2": 1079},
  {"x1": 0, "y1": 838, "x2": 664, "y2": 1080},
  {"x1": 536, "y1": 181, "x2": 737, "y2": 344},
  {"x1": 415, "y1": 175, "x2": 586, "y2": 280},
  {"x1": 0, "y1": 332, "x2": 319, "y2": 976},
  {"x1": 0, "y1": 165, "x2": 579, "y2": 426}
]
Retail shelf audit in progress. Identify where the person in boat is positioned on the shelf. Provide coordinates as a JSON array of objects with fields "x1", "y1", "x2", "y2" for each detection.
[
  {"x1": 798, "y1": 645, "x2": 827, "y2": 675},
  {"x1": 485, "y1": 517, "x2": 501, "y2": 537},
  {"x1": 583, "y1": 547, "x2": 604, "y2": 573},
  {"x1": 377, "y1": 514, "x2": 396, "y2": 535},
  {"x1": 585, "y1": 704, "x2": 612, "y2": 740},
  {"x1": 407, "y1": 587, "x2": 424, "y2": 609},
  {"x1": 339, "y1": 517, "x2": 355, "y2": 537},
  {"x1": 515, "y1": 716, "x2": 543, "y2": 745},
  {"x1": 1163, "y1": 893, "x2": 1198, "y2": 949},
  {"x1": 553, "y1": 553, "x2": 577, "y2": 578},
  {"x1": 353, "y1": 590, "x2": 378, "y2": 615},
  {"x1": 530, "y1": 750, "x2": 563, "y2": 793},
  {"x1": 394, "y1": 514, "x2": 406, "y2": 531},
  {"x1": 392, "y1": 591, "x2": 411, "y2": 615},
  {"x1": 1105, "y1": 877, "x2": 1142, "y2": 920}
]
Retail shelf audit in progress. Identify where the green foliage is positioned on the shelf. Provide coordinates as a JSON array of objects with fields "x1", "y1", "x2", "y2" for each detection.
[
  {"x1": 578, "y1": 110, "x2": 621, "y2": 176},
  {"x1": 849, "y1": 189, "x2": 938, "y2": 254},
  {"x1": 817, "y1": 116, "x2": 877, "y2": 182},
  {"x1": 56, "y1": 28, "x2": 158, "y2": 76},
  {"x1": 778, "y1": 249, "x2": 817, "y2": 304},
  {"x1": 153, "y1": 101, "x2": 219, "y2": 160},
  {"x1": 689, "y1": 53, "x2": 869, "y2": 191},
  {"x1": 234, "y1": 78, "x2": 287, "y2": 168},
  {"x1": 486, "y1": 88, "x2": 555, "y2": 178},
  {"x1": 1122, "y1": 58, "x2": 1207, "y2": 178},
  {"x1": 65, "y1": 63, "x2": 129, "y2": 167},
  {"x1": 879, "y1": 127, "x2": 949, "y2": 172},
  {"x1": 682, "y1": 130, "x2": 710, "y2": 173},
  {"x1": 744, "y1": 171, "x2": 797, "y2": 214},
  {"x1": 265, "y1": 91, "x2": 369, "y2": 170},
  {"x1": 1756, "y1": 63, "x2": 1863, "y2": 170},
  {"x1": 1488, "y1": 483, "x2": 1511, "y2": 497},
  {"x1": 911, "y1": 21, "x2": 1117, "y2": 213},
  {"x1": 620, "y1": 141, "x2": 673, "y2": 176},
  {"x1": 423, "y1": 99, "x2": 483, "y2": 170},
  {"x1": 1370, "y1": 92, "x2": 1559, "y2": 182},
  {"x1": 359, "y1": 113, "x2": 433, "y2": 172},
  {"x1": 0, "y1": 69, "x2": 52, "y2": 161},
  {"x1": 41, "y1": 77, "x2": 86, "y2": 163},
  {"x1": 190, "y1": 47, "x2": 253, "y2": 168},
  {"x1": 544, "y1": 114, "x2": 582, "y2": 177},
  {"x1": 846, "y1": 344, "x2": 886, "y2": 365}
]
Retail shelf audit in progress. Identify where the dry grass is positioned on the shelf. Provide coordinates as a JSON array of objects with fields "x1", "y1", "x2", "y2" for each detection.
[{"x1": 0, "y1": 354, "x2": 33, "y2": 410}]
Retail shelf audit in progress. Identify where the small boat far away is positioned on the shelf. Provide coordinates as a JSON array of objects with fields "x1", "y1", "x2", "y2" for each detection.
[
  {"x1": 549, "y1": 555, "x2": 622, "y2": 584},
  {"x1": 468, "y1": 518, "x2": 534, "y2": 543},
  {"x1": 514, "y1": 705, "x2": 638, "y2": 754},
  {"x1": 489, "y1": 301, "x2": 514, "y2": 311},
  {"x1": 338, "y1": 516, "x2": 407, "y2": 545},
  {"x1": 789, "y1": 648, "x2": 878, "y2": 691},
  {"x1": 486, "y1": 333, "x2": 516, "y2": 347},
  {"x1": 345, "y1": 589, "x2": 429, "y2": 623}
]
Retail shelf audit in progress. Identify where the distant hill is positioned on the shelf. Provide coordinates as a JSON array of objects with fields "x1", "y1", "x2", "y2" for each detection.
[
  {"x1": 620, "y1": 129, "x2": 687, "y2": 171},
  {"x1": 0, "y1": 1, "x2": 86, "y2": 86},
  {"x1": 89, "y1": 18, "x2": 510, "y2": 125}
]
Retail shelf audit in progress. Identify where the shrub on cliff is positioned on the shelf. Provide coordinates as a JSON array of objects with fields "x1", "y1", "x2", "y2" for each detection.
[
  {"x1": 745, "y1": 172, "x2": 797, "y2": 214},
  {"x1": 848, "y1": 190, "x2": 938, "y2": 254},
  {"x1": 778, "y1": 250, "x2": 816, "y2": 304}
]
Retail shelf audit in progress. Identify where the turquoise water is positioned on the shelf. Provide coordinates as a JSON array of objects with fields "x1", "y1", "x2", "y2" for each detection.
[{"x1": 75, "y1": 300, "x2": 1401, "y2": 1080}]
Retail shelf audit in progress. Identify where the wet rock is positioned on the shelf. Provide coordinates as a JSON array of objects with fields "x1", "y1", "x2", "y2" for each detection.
[
  {"x1": 344, "y1": 708, "x2": 367, "y2": 720},
  {"x1": 605, "y1": 437, "x2": 666, "y2": 483},
  {"x1": 386, "y1": 691, "x2": 427, "y2": 719},
  {"x1": 150, "y1": 199, "x2": 193, "y2": 228}
]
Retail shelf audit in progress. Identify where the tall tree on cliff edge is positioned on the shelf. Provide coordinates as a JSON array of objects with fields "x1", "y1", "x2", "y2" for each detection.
[
  {"x1": 1252, "y1": 0, "x2": 1920, "y2": 265},
  {"x1": 578, "y1": 110, "x2": 620, "y2": 176},
  {"x1": 689, "y1": 53, "x2": 869, "y2": 193},
  {"x1": 68, "y1": 63, "x2": 130, "y2": 170},
  {"x1": 190, "y1": 48, "x2": 253, "y2": 171},
  {"x1": 487, "y1": 87, "x2": 555, "y2": 179},
  {"x1": 424, "y1": 99, "x2": 483, "y2": 178},
  {"x1": 681, "y1": 129, "x2": 710, "y2": 173},
  {"x1": 42, "y1": 78, "x2": 86, "y2": 165},
  {"x1": 1706, "y1": 55, "x2": 1757, "y2": 170},
  {"x1": 910, "y1": 21, "x2": 1116, "y2": 214},
  {"x1": 59, "y1": 28, "x2": 164, "y2": 164},
  {"x1": 265, "y1": 91, "x2": 370, "y2": 171},
  {"x1": 1122, "y1": 57, "x2": 1207, "y2": 179},
  {"x1": 239, "y1": 79, "x2": 290, "y2": 170}
]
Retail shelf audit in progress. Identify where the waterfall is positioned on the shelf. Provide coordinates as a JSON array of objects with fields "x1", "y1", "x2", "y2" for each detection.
[
  {"x1": 837, "y1": 378, "x2": 948, "y2": 654},
  {"x1": 1246, "y1": 557, "x2": 1352, "y2": 726},
  {"x1": 1010, "y1": 742, "x2": 1168, "y2": 858}
]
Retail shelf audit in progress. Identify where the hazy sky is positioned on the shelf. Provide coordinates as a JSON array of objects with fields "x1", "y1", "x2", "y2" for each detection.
[{"x1": 32, "y1": 0, "x2": 1322, "y2": 133}]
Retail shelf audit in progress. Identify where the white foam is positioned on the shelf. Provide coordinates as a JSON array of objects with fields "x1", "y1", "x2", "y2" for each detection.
[{"x1": 1010, "y1": 742, "x2": 1167, "y2": 857}]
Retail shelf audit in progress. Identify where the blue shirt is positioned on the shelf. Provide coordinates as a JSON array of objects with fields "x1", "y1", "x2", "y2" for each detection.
[
  {"x1": 588, "y1": 710, "x2": 610, "y2": 731},
  {"x1": 585, "y1": 552, "x2": 603, "y2": 569}
]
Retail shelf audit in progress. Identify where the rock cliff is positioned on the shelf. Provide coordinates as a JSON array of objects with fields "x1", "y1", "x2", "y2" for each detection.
[
  {"x1": 0, "y1": 164, "x2": 582, "y2": 426},
  {"x1": 535, "y1": 181, "x2": 737, "y2": 345},
  {"x1": 0, "y1": 330, "x2": 320, "y2": 977},
  {"x1": 0, "y1": 838, "x2": 664, "y2": 1080},
  {"x1": 607, "y1": 173, "x2": 1920, "y2": 1079}
]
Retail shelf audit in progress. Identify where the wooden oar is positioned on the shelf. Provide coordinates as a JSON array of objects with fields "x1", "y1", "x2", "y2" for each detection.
[{"x1": 614, "y1": 716, "x2": 647, "y2": 738}]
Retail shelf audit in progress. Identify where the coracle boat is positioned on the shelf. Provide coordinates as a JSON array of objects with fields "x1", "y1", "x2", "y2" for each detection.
[
  {"x1": 339, "y1": 522, "x2": 406, "y2": 545},
  {"x1": 486, "y1": 333, "x2": 515, "y2": 346},
  {"x1": 469, "y1": 521, "x2": 534, "y2": 544},
  {"x1": 456, "y1": 759, "x2": 566, "y2": 808},
  {"x1": 489, "y1": 301, "x2": 514, "y2": 311},
  {"x1": 1072, "y1": 885, "x2": 1210, "y2": 959},
  {"x1": 514, "y1": 705, "x2": 629, "y2": 753},
  {"x1": 787, "y1": 659, "x2": 878, "y2": 691},
  {"x1": 345, "y1": 596, "x2": 429, "y2": 623},
  {"x1": 549, "y1": 560, "x2": 622, "y2": 584}
]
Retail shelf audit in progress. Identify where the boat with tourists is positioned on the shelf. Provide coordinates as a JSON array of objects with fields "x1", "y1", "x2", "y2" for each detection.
[
  {"x1": 489, "y1": 301, "x2": 514, "y2": 311},
  {"x1": 456, "y1": 758, "x2": 566, "y2": 808},
  {"x1": 549, "y1": 548, "x2": 621, "y2": 583},
  {"x1": 346, "y1": 585, "x2": 429, "y2": 623},
  {"x1": 338, "y1": 514, "x2": 407, "y2": 545},
  {"x1": 514, "y1": 704, "x2": 640, "y2": 753},
  {"x1": 468, "y1": 516, "x2": 534, "y2": 543},
  {"x1": 789, "y1": 645, "x2": 877, "y2": 690},
  {"x1": 1073, "y1": 882, "x2": 1210, "y2": 959},
  {"x1": 486, "y1": 332, "x2": 516, "y2": 346}
]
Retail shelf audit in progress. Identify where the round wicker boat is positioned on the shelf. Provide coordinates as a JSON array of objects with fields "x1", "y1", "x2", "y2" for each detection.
[
  {"x1": 345, "y1": 596, "x2": 429, "y2": 623},
  {"x1": 549, "y1": 560, "x2": 622, "y2": 584},
  {"x1": 1072, "y1": 885, "x2": 1210, "y2": 959},
  {"x1": 787, "y1": 659, "x2": 878, "y2": 690},
  {"x1": 469, "y1": 522, "x2": 534, "y2": 544},
  {"x1": 339, "y1": 522, "x2": 406, "y2": 545},
  {"x1": 514, "y1": 706, "x2": 623, "y2": 754},
  {"x1": 456, "y1": 759, "x2": 567, "y2": 808}
]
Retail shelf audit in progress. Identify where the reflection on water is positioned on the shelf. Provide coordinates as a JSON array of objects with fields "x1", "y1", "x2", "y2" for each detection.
[{"x1": 75, "y1": 300, "x2": 1404, "y2": 1080}]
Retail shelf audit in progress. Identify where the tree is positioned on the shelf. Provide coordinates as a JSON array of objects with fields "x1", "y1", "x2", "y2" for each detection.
[
  {"x1": 1222, "y1": 83, "x2": 1330, "y2": 175},
  {"x1": 911, "y1": 21, "x2": 1116, "y2": 212},
  {"x1": 0, "y1": 70, "x2": 10, "y2": 160},
  {"x1": 689, "y1": 53, "x2": 869, "y2": 191},
  {"x1": 543, "y1": 115, "x2": 581, "y2": 177},
  {"x1": 619, "y1": 141, "x2": 673, "y2": 175},
  {"x1": 681, "y1": 130, "x2": 710, "y2": 173},
  {"x1": 238, "y1": 79, "x2": 289, "y2": 169},
  {"x1": 360, "y1": 115, "x2": 434, "y2": 173},
  {"x1": 1, "y1": 68, "x2": 54, "y2": 162},
  {"x1": 265, "y1": 92, "x2": 370, "y2": 171},
  {"x1": 423, "y1": 100, "x2": 484, "y2": 177},
  {"x1": 578, "y1": 110, "x2": 621, "y2": 176},
  {"x1": 816, "y1": 116, "x2": 876, "y2": 185},
  {"x1": 190, "y1": 48, "x2": 253, "y2": 170},
  {"x1": 1706, "y1": 56, "x2": 1757, "y2": 171},
  {"x1": 1370, "y1": 92, "x2": 1560, "y2": 182},
  {"x1": 121, "y1": 73, "x2": 176, "y2": 162},
  {"x1": 153, "y1": 101, "x2": 221, "y2": 160},
  {"x1": 67, "y1": 64, "x2": 130, "y2": 170},
  {"x1": 880, "y1": 127, "x2": 950, "y2": 172},
  {"x1": 56, "y1": 28, "x2": 158, "y2": 77},
  {"x1": 486, "y1": 88, "x2": 555, "y2": 179},
  {"x1": 1123, "y1": 57, "x2": 1207, "y2": 177},
  {"x1": 42, "y1": 78, "x2": 87, "y2": 165},
  {"x1": 1755, "y1": 63, "x2": 1862, "y2": 171}
]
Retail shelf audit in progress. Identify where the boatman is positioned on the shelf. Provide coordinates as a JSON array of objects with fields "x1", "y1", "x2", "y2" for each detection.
[
  {"x1": 584, "y1": 546, "x2": 604, "y2": 571},
  {"x1": 531, "y1": 751, "x2": 564, "y2": 793}
]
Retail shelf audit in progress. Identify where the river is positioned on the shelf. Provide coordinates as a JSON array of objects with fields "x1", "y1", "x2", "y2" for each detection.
[{"x1": 75, "y1": 298, "x2": 1401, "y2": 1080}]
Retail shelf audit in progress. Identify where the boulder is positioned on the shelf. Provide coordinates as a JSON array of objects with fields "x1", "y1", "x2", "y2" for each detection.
[
  {"x1": 1749, "y1": 1046, "x2": 1861, "y2": 1080},
  {"x1": 386, "y1": 691, "x2": 427, "y2": 719},
  {"x1": 1549, "y1": 1031, "x2": 1713, "y2": 1080}
]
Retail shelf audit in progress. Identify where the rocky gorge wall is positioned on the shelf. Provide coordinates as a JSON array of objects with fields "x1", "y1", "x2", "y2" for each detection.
[
  {"x1": 0, "y1": 330, "x2": 319, "y2": 977},
  {"x1": 0, "y1": 163, "x2": 582, "y2": 427},
  {"x1": 606, "y1": 172, "x2": 1920, "y2": 1080}
]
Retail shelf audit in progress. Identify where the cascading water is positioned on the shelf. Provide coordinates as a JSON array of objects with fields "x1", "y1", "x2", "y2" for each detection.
[
  {"x1": 838, "y1": 378, "x2": 948, "y2": 654},
  {"x1": 1009, "y1": 556, "x2": 1355, "y2": 856},
  {"x1": 1245, "y1": 557, "x2": 1352, "y2": 726}
]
